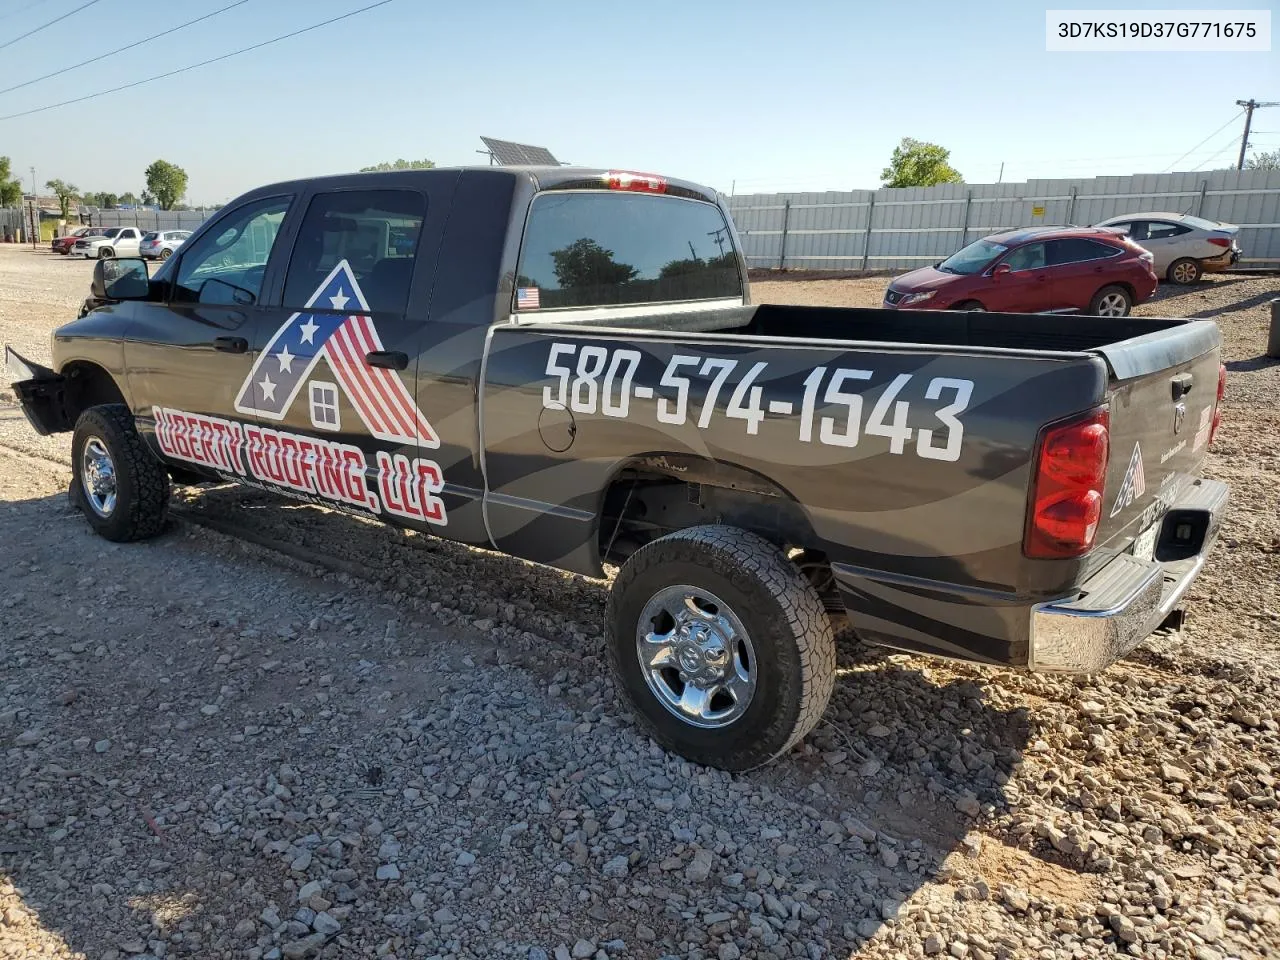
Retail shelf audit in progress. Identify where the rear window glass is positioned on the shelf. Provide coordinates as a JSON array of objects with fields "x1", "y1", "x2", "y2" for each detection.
[
  {"x1": 1179, "y1": 214, "x2": 1225, "y2": 231},
  {"x1": 143, "y1": 232, "x2": 158, "y2": 241},
  {"x1": 515, "y1": 193, "x2": 742, "y2": 311}
]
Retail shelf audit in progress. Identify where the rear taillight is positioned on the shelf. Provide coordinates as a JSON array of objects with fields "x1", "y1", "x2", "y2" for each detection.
[
  {"x1": 1206, "y1": 236, "x2": 1231, "y2": 248},
  {"x1": 1025, "y1": 409, "x2": 1110, "y2": 559},
  {"x1": 605, "y1": 171, "x2": 667, "y2": 194},
  {"x1": 1211, "y1": 363, "x2": 1226, "y2": 444}
]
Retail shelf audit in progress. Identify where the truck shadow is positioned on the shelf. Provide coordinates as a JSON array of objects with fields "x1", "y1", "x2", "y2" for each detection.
[
  {"x1": 2, "y1": 484, "x2": 1045, "y2": 959},
  {"x1": 167, "y1": 482, "x2": 1041, "y2": 953}
]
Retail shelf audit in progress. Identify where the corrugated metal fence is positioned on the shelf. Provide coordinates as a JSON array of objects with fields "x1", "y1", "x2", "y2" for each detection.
[
  {"x1": 725, "y1": 169, "x2": 1280, "y2": 272},
  {"x1": 90, "y1": 209, "x2": 214, "y2": 231}
]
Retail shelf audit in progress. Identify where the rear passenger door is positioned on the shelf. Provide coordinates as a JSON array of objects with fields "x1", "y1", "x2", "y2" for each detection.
[
  {"x1": 1044, "y1": 238, "x2": 1125, "y2": 311},
  {"x1": 1137, "y1": 220, "x2": 1190, "y2": 274},
  {"x1": 245, "y1": 188, "x2": 442, "y2": 525}
]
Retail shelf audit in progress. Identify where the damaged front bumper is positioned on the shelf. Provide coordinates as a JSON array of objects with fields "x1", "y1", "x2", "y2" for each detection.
[
  {"x1": 4, "y1": 345, "x2": 71, "y2": 435},
  {"x1": 1029, "y1": 477, "x2": 1230, "y2": 673}
]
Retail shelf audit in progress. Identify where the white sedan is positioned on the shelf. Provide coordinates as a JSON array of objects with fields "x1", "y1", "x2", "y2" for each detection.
[
  {"x1": 1092, "y1": 212, "x2": 1241, "y2": 284},
  {"x1": 70, "y1": 226, "x2": 145, "y2": 259}
]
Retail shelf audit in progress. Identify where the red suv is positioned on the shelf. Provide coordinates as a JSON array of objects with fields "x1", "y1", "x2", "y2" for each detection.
[{"x1": 883, "y1": 227, "x2": 1158, "y2": 317}]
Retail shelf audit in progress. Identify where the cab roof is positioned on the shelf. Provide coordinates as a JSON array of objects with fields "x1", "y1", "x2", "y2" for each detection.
[{"x1": 244, "y1": 166, "x2": 723, "y2": 206}]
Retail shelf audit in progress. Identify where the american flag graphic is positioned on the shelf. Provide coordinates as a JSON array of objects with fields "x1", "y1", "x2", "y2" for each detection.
[
  {"x1": 516, "y1": 286, "x2": 540, "y2": 311},
  {"x1": 233, "y1": 260, "x2": 439, "y2": 448}
]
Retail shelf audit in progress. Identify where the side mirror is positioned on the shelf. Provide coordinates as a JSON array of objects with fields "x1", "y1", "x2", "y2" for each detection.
[
  {"x1": 991, "y1": 262, "x2": 1012, "y2": 277},
  {"x1": 91, "y1": 257, "x2": 149, "y2": 301}
]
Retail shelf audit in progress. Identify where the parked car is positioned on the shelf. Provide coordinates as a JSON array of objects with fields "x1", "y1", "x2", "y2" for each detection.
[
  {"x1": 139, "y1": 230, "x2": 192, "y2": 260},
  {"x1": 1092, "y1": 213, "x2": 1241, "y2": 284},
  {"x1": 51, "y1": 226, "x2": 101, "y2": 255},
  {"x1": 5, "y1": 167, "x2": 1228, "y2": 771},
  {"x1": 884, "y1": 227, "x2": 1158, "y2": 317},
  {"x1": 71, "y1": 226, "x2": 145, "y2": 259}
]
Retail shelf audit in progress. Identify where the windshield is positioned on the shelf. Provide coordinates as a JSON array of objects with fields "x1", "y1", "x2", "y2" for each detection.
[
  {"x1": 938, "y1": 239, "x2": 1008, "y2": 275},
  {"x1": 100, "y1": 227, "x2": 123, "y2": 239}
]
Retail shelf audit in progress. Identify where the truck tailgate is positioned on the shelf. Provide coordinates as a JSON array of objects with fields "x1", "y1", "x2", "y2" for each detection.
[{"x1": 1092, "y1": 321, "x2": 1223, "y2": 553}]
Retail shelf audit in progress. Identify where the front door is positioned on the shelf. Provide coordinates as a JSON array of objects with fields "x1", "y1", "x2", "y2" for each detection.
[
  {"x1": 114, "y1": 227, "x2": 143, "y2": 257},
  {"x1": 985, "y1": 242, "x2": 1051, "y2": 311},
  {"x1": 240, "y1": 187, "x2": 444, "y2": 527},
  {"x1": 126, "y1": 195, "x2": 295, "y2": 478}
]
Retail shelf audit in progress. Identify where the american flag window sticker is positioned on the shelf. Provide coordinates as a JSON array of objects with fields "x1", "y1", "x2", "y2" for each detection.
[{"x1": 517, "y1": 286, "x2": 541, "y2": 311}]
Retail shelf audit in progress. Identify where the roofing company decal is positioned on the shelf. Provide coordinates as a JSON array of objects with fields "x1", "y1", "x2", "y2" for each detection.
[
  {"x1": 234, "y1": 259, "x2": 438, "y2": 447},
  {"x1": 1109, "y1": 440, "x2": 1147, "y2": 519},
  {"x1": 153, "y1": 260, "x2": 446, "y2": 526}
]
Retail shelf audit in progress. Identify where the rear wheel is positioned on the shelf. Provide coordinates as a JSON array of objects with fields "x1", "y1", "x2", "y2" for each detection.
[
  {"x1": 1089, "y1": 285, "x2": 1132, "y2": 317},
  {"x1": 1168, "y1": 258, "x2": 1202, "y2": 285},
  {"x1": 160, "y1": 248, "x2": 172, "y2": 260},
  {"x1": 607, "y1": 525, "x2": 836, "y2": 771},
  {"x1": 71, "y1": 404, "x2": 170, "y2": 542}
]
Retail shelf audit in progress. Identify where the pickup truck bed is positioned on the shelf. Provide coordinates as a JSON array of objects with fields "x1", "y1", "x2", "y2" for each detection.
[{"x1": 6, "y1": 165, "x2": 1228, "y2": 770}]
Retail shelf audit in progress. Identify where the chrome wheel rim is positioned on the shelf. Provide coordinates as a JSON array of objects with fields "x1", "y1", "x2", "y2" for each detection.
[
  {"x1": 636, "y1": 585, "x2": 756, "y2": 729},
  {"x1": 1173, "y1": 262, "x2": 1196, "y2": 283},
  {"x1": 1098, "y1": 293, "x2": 1128, "y2": 317},
  {"x1": 80, "y1": 437, "x2": 117, "y2": 517}
]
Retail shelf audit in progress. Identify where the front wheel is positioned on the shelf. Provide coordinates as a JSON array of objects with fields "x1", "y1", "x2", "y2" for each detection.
[
  {"x1": 952, "y1": 301, "x2": 986, "y2": 311},
  {"x1": 97, "y1": 247, "x2": 114, "y2": 259},
  {"x1": 71, "y1": 404, "x2": 170, "y2": 542},
  {"x1": 606, "y1": 526, "x2": 836, "y2": 771},
  {"x1": 1168, "y1": 257, "x2": 1202, "y2": 285},
  {"x1": 1089, "y1": 285, "x2": 1132, "y2": 317}
]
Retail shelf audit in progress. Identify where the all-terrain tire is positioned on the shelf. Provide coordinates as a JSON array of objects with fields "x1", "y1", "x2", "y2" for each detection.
[
  {"x1": 71, "y1": 404, "x2": 170, "y2": 542},
  {"x1": 606, "y1": 525, "x2": 836, "y2": 771}
]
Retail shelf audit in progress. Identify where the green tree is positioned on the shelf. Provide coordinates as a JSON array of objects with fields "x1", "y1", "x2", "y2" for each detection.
[
  {"x1": 44, "y1": 179, "x2": 78, "y2": 219},
  {"x1": 880, "y1": 137, "x2": 964, "y2": 188},
  {"x1": 144, "y1": 159, "x2": 189, "y2": 210},
  {"x1": 359, "y1": 158, "x2": 435, "y2": 173},
  {"x1": 119, "y1": 191, "x2": 139, "y2": 206},
  {"x1": 0, "y1": 156, "x2": 22, "y2": 206},
  {"x1": 1245, "y1": 148, "x2": 1280, "y2": 171},
  {"x1": 140, "y1": 190, "x2": 156, "y2": 207},
  {"x1": 551, "y1": 238, "x2": 637, "y2": 290}
]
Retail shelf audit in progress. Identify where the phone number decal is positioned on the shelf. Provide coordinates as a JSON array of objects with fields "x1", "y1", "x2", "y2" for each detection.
[{"x1": 541, "y1": 343, "x2": 974, "y2": 463}]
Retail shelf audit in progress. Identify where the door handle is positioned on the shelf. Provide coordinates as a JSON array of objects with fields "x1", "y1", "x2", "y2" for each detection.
[
  {"x1": 366, "y1": 350, "x2": 409, "y2": 370},
  {"x1": 214, "y1": 336, "x2": 248, "y2": 354},
  {"x1": 1171, "y1": 372, "x2": 1194, "y2": 400}
]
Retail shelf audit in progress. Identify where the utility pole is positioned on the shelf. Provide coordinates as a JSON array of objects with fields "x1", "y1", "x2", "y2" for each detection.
[
  {"x1": 29, "y1": 166, "x2": 35, "y2": 196},
  {"x1": 1236, "y1": 99, "x2": 1280, "y2": 170}
]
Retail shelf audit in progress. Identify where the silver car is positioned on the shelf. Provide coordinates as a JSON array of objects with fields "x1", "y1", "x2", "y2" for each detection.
[
  {"x1": 139, "y1": 230, "x2": 192, "y2": 260},
  {"x1": 1092, "y1": 212, "x2": 1241, "y2": 284}
]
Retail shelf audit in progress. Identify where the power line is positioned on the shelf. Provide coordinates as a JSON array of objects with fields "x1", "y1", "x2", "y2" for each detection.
[
  {"x1": 0, "y1": 0, "x2": 101, "y2": 52},
  {"x1": 0, "y1": 0, "x2": 395, "y2": 122},
  {"x1": 0, "y1": 0, "x2": 254, "y2": 97},
  {"x1": 0, "y1": 0, "x2": 55, "y2": 24},
  {"x1": 1162, "y1": 111, "x2": 1245, "y2": 172},
  {"x1": 1197, "y1": 135, "x2": 1245, "y2": 171}
]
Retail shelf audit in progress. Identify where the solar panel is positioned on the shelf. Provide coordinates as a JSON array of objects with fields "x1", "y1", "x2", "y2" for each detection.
[{"x1": 480, "y1": 136, "x2": 560, "y2": 166}]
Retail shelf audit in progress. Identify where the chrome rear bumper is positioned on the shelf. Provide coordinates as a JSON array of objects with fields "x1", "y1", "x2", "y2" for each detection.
[{"x1": 1029, "y1": 478, "x2": 1229, "y2": 674}]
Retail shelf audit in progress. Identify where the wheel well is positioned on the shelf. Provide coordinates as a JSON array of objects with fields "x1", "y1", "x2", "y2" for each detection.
[
  {"x1": 1095, "y1": 281, "x2": 1134, "y2": 302},
  {"x1": 596, "y1": 458, "x2": 847, "y2": 617},
  {"x1": 950, "y1": 299, "x2": 984, "y2": 310},
  {"x1": 61, "y1": 362, "x2": 127, "y2": 423}
]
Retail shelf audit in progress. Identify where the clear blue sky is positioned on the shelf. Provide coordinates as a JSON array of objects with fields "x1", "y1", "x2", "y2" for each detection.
[{"x1": 0, "y1": 0, "x2": 1275, "y2": 203}]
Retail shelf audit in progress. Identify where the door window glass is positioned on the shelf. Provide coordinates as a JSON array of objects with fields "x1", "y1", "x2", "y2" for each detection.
[
  {"x1": 173, "y1": 197, "x2": 290, "y2": 305},
  {"x1": 1146, "y1": 221, "x2": 1190, "y2": 240},
  {"x1": 282, "y1": 190, "x2": 427, "y2": 314},
  {"x1": 1001, "y1": 243, "x2": 1045, "y2": 271},
  {"x1": 1047, "y1": 238, "x2": 1123, "y2": 265}
]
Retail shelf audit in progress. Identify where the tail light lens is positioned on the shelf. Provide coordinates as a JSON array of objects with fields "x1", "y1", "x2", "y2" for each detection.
[
  {"x1": 1206, "y1": 236, "x2": 1231, "y2": 248},
  {"x1": 605, "y1": 171, "x2": 667, "y2": 194},
  {"x1": 1025, "y1": 409, "x2": 1110, "y2": 559},
  {"x1": 1210, "y1": 363, "x2": 1226, "y2": 444}
]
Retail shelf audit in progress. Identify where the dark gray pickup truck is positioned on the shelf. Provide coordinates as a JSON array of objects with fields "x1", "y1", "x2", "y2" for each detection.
[{"x1": 6, "y1": 166, "x2": 1229, "y2": 770}]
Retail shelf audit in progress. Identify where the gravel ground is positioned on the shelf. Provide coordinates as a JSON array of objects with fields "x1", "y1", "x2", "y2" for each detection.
[{"x1": 2, "y1": 246, "x2": 1279, "y2": 960}]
